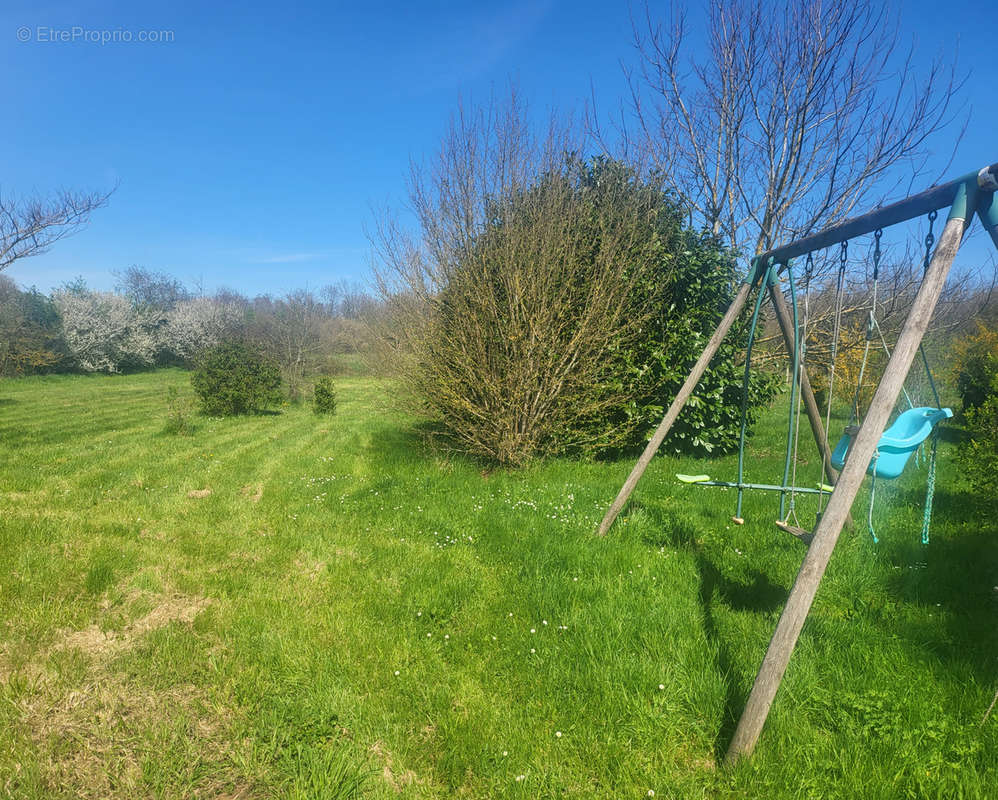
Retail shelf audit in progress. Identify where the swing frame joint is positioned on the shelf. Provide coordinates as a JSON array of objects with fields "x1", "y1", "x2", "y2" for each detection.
[
  {"x1": 947, "y1": 179, "x2": 976, "y2": 223},
  {"x1": 745, "y1": 255, "x2": 772, "y2": 286}
]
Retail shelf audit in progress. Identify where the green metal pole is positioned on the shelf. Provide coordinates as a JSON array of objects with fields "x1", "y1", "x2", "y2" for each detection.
[
  {"x1": 778, "y1": 265, "x2": 800, "y2": 520},
  {"x1": 684, "y1": 480, "x2": 833, "y2": 495},
  {"x1": 734, "y1": 258, "x2": 774, "y2": 523}
]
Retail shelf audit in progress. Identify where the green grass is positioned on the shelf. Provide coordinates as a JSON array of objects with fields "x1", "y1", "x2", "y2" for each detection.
[{"x1": 1, "y1": 370, "x2": 996, "y2": 798}]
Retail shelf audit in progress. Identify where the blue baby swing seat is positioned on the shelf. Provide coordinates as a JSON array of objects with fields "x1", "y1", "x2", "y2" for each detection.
[
  {"x1": 831, "y1": 406, "x2": 951, "y2": 544},
  {"x1": 831, "y1": 406, "x2": 953, "y2": 479}
]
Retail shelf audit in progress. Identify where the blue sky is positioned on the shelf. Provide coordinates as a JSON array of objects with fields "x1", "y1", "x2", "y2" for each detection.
[{"x1": 3, "y1": 0, "x2": 995, "y2": 296}]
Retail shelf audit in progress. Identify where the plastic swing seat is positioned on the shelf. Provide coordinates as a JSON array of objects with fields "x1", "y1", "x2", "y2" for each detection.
[{"x1": 830, "y1": 407, "x2": 953, "y2": 479}]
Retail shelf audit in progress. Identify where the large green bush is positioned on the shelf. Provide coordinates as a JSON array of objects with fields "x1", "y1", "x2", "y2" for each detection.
[
  {"x1": 959, "y1": 377, "x2": 998, "y2": 509},
  {"x1": 952, "y1": 323, "x2": 998, "y2": 411},
  {"x1": 527, "y1": 158, "x2": 779, "y2": 458},
  {"x1": 954, "y1": 323, "x2": 998, "y2": 507},
  {"x1": 386, "y1": 155, "x2": 777, "y2": 465},
  {"x1": 191, "y1": 340, "x2": 282, "y2": 416}
]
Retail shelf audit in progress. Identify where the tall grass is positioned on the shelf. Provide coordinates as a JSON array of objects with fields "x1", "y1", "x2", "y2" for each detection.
[{"x1": 0, "y1": 370, "x2": 995, "y2": 798}]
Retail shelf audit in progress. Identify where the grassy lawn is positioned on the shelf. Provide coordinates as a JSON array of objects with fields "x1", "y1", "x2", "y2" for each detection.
[{"x1": 1, "y1": 370, "x2": 996, "y2": 798}]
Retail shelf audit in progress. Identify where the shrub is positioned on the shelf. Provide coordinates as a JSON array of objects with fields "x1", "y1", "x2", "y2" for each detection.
[
  {"x1": 313, "y1": 377, "x2": 337, "y2": 415},
  {"x1": 951, "y1": 323, "x2": 998, "y2": 508},
  {"x1": 959, "y1": 377, "x2": 998, "y2": 509},
  {"x1": 378, "y1": 145, "x2": 777, "y2": 464},
  {"x1": 163, "y1": 385, "x2": 196, "y2": 435},
  {"x1": 951, "y1": 323, "x2": 998, "y2": 411},
  {"x1": 0, "y1": 276, "x2": 69, "y2": 375},
  {"x1": 191, "y1": 340, "x2": 281, "y2": 416}
]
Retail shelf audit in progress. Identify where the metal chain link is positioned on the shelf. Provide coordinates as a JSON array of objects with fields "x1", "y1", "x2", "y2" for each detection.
[
  {"x1": 923, "y1": 209, "x2": 938, "y2": 273},
  {"x1": 872, "y1": 228, "x2": 882, "y2": 280},
  {"x1": 920, "y1": 209, "x2": 943, "y2": 407},
  {"x1": 922, "y1": 433, "x2": 939, "y2": 545}
]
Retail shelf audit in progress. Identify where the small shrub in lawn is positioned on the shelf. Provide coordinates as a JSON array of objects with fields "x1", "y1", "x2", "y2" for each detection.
[
  {"x1": 191, "y1": 340, "x2": 282, "y2": 416},
  {"x1": 163, "y1": 385, "x2": 196, "y2": 435},
  {"x1": 313, "y1": 377, "x2": 337, "y2": 415}
]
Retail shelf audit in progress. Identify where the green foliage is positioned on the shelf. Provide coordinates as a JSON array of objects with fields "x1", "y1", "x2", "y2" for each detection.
[
  {"x1": 952, "y1": 323, "x2": 998, "y2": 411},
  {"x1": 959, "y1": 378, "x2": 998, "y2": 508},
  {"x1": 312, "y1": 376, "x2": 338, "y2": 415},
  {"x1": 417, "y1": 156, "x2": 777, "y2": 463},
  {"x1": 952, "y1": 323, "x2": 998, "y2": 507},
  {"x1": 0, "y1": 276, "x2": 69, "y2": 376},
  {"x1": 163, "y1": 385, "x2": 196, "y2": 435},
  {"x1": 593, "y1": 218, "x2": 781, "y2": 457},
  {"x1": 191, "y1": 340, "x2": 282, "y2": 416}
]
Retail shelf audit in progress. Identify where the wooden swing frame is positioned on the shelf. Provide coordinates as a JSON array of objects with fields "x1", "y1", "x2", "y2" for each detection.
[{"x1": 596, "y1": 162, "x2": 998, "y2": 763}]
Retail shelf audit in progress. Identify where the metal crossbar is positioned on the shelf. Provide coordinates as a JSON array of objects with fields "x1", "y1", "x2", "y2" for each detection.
[{"x1": 763, "y1": 163, "x2": 998, "y2": 268}]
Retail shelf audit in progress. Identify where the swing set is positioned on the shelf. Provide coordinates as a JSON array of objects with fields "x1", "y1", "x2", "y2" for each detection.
[
  {"x1": 677, "y1": 209, "x2": 954, "y2": 546},
  {"x1": 595, "y1": 162, "x2": 998, "y2": 763}
]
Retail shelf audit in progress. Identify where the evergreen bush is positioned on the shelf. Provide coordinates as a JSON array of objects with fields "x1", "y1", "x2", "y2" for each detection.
[
  {"x1": 313, "y1": 377, "x2": 337, "y2": 415},
  {"x1": 951, "y1": 323, "x2": 998, "y2": 411},
  {"x1": 191, "y1": 340, "x2": 281, "y2": 416}
]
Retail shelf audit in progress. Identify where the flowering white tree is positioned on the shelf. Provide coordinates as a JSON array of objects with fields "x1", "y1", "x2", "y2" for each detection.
[
  {"x1": 53, "y1": 289, "x2": 158, "y2": 373},
  {"x1": 164, "y1": 296, "x2": 244, "y2": 362}
]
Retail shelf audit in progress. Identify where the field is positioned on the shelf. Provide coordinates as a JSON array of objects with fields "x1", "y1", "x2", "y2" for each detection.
[{"x1": 1, "y1": 370, "x2": 996, "y2": 798}]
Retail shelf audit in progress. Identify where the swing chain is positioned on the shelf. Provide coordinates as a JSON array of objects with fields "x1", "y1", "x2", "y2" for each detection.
[
  {"x1": 840, "y1": 239, "x2": 848, "y2": 268},
  {"x1": 872, "y1": 228, "x2": 882, "y2": 280},
  {"x1": 923, "y1": 209, "x2": 938, "y2": 273},
  {"x1": 868, "y1": 230, "x2": 883, "y2": 341}
]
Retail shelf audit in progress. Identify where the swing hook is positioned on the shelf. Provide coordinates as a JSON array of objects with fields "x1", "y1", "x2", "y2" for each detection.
[{"x1": 923, "y1": 210, "x2": 938, "y2": 273}]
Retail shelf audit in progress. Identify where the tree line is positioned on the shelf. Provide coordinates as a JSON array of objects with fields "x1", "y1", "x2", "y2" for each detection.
[
  {"x1": 3, "y1": 0, "x2": 994, "y2": 465},
  {"x1": 0, "y1": 267, "x2": 382, "y2": 398}
]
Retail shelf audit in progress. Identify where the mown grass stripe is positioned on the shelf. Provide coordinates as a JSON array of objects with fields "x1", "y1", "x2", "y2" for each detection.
[{"x1": 0, "y1": 370, "x2": 995, "y2": 799}]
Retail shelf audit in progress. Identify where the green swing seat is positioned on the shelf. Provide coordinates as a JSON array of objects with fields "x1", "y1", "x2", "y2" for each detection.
[{"x1": 830, "y1": 407, "x2": 952, "y2": 479}]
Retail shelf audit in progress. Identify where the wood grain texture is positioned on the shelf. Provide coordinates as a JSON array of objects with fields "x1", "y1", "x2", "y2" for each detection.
[{"x1": 725, "y1": 207, "x2": 974, "y2": 764}]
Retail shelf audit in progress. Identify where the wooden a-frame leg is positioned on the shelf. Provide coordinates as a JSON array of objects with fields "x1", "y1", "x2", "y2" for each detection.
[
  {"x1": 597, "y1": 272, "x2": 761, "y2": 536},
  {"x1": 725, "y1": 193, "x2": 976, "y2": 764}
]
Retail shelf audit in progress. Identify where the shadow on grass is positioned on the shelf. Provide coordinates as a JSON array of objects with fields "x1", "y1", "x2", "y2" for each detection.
[
  {"x1": 896, "y1": 482, "x2": 979, "y2": 527},
  {"x1": 645, "y1": 503, "x2": 786, "y2": 758},
  {"x1": 883, "y1": 488, "x2": 998, "y2": 676},
  {"x1": 0, "y1": 397, "x2": 16, "y2": 407},
  {"x1": 935, "y1": 423, "x2": 967, "y2": 446},
  {"x1": 367, "y1": 420, "x2": 437, "y2": 460},
  {"x1": 366, "y1": 420, "x2": 499, "y2": 474}
]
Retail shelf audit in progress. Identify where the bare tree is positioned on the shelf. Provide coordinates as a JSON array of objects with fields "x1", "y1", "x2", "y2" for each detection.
[
  {"x1": 617, "y1": 0, "x2": 964, "y2": 257},
  {"x1": 0, "y1": 187, "x2": 113, "y2": 271},
  {"x1": 261, "y1": 289, "x2": 325, "y2": 402},
  {"x1": 115, "y1": 265, "x2": 191, "y2": 310}
]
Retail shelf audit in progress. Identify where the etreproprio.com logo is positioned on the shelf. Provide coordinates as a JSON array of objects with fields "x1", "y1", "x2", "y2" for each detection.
[{"x1": 17, "y1": 25, "x2": 175, "y2": 44}]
